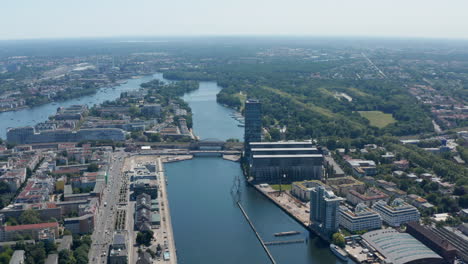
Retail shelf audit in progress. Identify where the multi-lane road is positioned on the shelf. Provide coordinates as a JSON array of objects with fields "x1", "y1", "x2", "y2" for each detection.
[{"x1": 89, "y1": 150, "x2": 129, "y2": 264}]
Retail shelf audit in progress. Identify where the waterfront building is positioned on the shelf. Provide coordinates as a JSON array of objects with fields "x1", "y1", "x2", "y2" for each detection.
[
  {"x1": 7, "y1": 127, "x2": 126, "y2": 144},
  {"x1": 249, "y1": 141, "x2": 323, "y2": 183},
  {"x1": 310, "y1": 186, "x2": 344, "y2": 237},
  {"x1": 244, "y1": 99, "x2": 261, "y2": 157},
  {"x1": 372, "y1": 199, "x2": 420, "y2": 227},
  {"x1": 132, "y1": 179, "x2": 158, "y2": 199},
  {"x1": 362, "y1": 228, "x2": 443, "y2": 264},
  {"x1": 338, "y1": 203, "x2": 382, "y2": 232}
]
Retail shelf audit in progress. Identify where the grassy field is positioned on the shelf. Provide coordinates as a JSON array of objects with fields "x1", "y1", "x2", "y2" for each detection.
[
  {"x1": 358, "y1": 111, "x2": 396, "y2": 128},
  {"x1": 270, "y1": 184, "x2": 292, "y2": 191}
]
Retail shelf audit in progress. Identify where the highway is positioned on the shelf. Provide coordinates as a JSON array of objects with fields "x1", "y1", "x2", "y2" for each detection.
[{"x1": 89, "y1": 150, "x2": 129, "y2": 264}]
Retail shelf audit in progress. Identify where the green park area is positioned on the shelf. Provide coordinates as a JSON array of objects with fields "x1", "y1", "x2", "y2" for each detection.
[{"x1": 358, "y1": 111, "x2": 396, "y2": 128}]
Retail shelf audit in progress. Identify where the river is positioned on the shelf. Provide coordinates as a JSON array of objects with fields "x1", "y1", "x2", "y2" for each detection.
[{"x1": 165, "y1": 78, "x2": 339, "y2": 264}]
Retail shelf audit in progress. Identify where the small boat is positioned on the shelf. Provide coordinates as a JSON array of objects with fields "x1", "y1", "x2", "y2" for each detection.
[
  {"x1": 274, "y1": 231, "x2": 300, "y2": 237},
  {"x1": 330, "y1": 244, "x2": 348, "y2": 261},
  {"x1": 237, "y1": 124, "x2": 245, "y2": 127}
]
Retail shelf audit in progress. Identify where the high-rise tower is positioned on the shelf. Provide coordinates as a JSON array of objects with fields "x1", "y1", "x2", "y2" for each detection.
[
  {"x1": 244, "y1": 99, "x2": 262, "y2": 157},
  {"x1": 310, "y1": 186, "x2": 344, "y2": 237},
  {"x1": 244, "y1": 99, "x2": 261, "y2": 143}
]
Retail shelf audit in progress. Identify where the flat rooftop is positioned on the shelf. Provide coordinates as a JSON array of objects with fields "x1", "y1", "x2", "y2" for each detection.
[{"x1": 252, "y1": 154, "x2": 323, "y2": 158}]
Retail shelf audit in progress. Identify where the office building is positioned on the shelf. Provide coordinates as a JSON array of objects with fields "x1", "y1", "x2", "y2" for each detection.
[
  {"x1": 310, "y1": 186, "x2": 344, "y2": 237},
  {"x1": 339, "y1": 203, "x2": 382, "y2": 232},
  {"x1": 244, "y1": 99, "x2": 261, "y2": 156},
  {"x1": 7, "y1": 127, "x2": 125, "y2": 145},
  {"x1": 249, "y1": 141, "x2": 323, "y2": 183},
  {"x1": 372, "y1": 199, "x2": 420, "y2": 227}
]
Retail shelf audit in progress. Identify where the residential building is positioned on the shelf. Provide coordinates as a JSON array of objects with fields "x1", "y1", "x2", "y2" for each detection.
[
  {"x1": 372, "y1": 199, "x2": 420, "y2": 227},
  {"x1": 0, "y1": 222, "x2": 59, "y2": 242},
  {"x1": 291, "y1": 180, "x2": 326, "y2": 202},
  {"x1": 64, "y1": 214, "x2": 94, "y2": 234},
  {"x1": 346, "y1": 187, "x2": 389, "y2": 207},
  {"x1": 0, "y1": 168, "x2": 27, "y2": 191},
  {"x1": 339, "y1": 203, "x2": 382, "y2": 232},
  {"x1": 310, "y1": 186, "x2": 344, "y2": 238},
  {"x1": 326, "y1": 176, "x2": 365, "y2": 196}
]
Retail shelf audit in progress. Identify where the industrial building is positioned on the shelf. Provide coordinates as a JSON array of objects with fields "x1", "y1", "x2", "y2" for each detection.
[
  {"x1": 310, "y1": 186, "x2": 344, "y2": 238},
  {"x1": 372, "y1": 199, "x2": 420, "y2": 227},
  {"x1": 406, "y1": 222, "x2": 457, "y2": 264},
  {"x1": 249, "y1": 141, "x2": 324, "y2": 183},
  {"x1": 362, "y1": 229, "x2": 443, "y2": 264},
  {"x1": 339, "y1": 203, "x2": 382, "y2": 232}
]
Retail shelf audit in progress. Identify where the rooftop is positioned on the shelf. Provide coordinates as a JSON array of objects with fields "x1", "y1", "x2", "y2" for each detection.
[{"x1": 363, "y1": 229, "x2": 442, "y2": 264}]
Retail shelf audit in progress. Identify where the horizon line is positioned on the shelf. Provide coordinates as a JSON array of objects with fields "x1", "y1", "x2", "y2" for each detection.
[{"x1": 1, "y1": 33, "x2": 468, "y2": 42}]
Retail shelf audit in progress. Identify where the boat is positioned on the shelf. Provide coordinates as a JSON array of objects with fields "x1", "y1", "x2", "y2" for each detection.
[
  {"x1": 237, "y1": 124, "x2": 245, "y2": 127},
  {"x1": 274, "y1": 231, "x2": 301, "y2": 237},
  {"x1": 330, "y1": 244, "x2": 349, "y2": 261}
]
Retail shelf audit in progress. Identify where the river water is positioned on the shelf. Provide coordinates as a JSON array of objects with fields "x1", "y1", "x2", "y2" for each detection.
[{"x1": 165, "y1": 79, "x2": 339, "y2": 264}]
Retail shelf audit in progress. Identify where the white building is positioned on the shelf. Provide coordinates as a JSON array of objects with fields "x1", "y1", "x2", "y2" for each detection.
[
  {"x1": 372, "y1": 199, "x2": 420, "y2": 227},
  {"x1": 339, "y1": 203, "x2": 382, "y2": 232}
]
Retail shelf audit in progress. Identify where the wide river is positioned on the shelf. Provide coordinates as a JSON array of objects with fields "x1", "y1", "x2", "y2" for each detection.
[
  {"x1": 166, "y1": 78, "x2": 340, "y2": 264},
  {"x1": 0, "y1": 73, "x2": 338, "y2": 264}
]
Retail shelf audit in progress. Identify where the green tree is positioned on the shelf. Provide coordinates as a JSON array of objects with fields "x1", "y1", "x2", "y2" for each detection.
[
  {"x1": 59, "y1": 249, "x2": 76, "y2": 264},
  {"x1": 332, "y1": 232, "x2": 345, "y2": 248},
  {"x1": 19, "y1": 209, "x2": 41, "y2": 225},
  {"x1": 136, "y1": 230, "x2": 154, "y2": 246},
  {"x1": 87, "y1": 163, "x2": 99, "y2": 172}
]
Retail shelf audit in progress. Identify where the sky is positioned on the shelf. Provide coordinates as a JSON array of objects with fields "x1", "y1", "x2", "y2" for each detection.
[{"x1": 2, "y1": 0, "x2": 468, "y2": 40}]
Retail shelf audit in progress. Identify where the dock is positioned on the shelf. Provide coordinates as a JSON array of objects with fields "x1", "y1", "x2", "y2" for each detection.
[
  {"x1": 237, "y1": 202, "x2": 277, "y2": 264},
  {"x1": 265, "y1": 239, "x2": 305, "y2": 246}
]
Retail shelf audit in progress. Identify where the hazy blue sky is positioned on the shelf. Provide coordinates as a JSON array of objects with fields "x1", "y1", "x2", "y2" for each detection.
[{"x1": 2, "y1": 0, "x2": 468, "y2": 40}]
